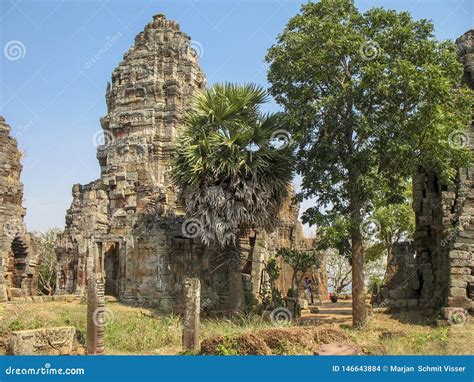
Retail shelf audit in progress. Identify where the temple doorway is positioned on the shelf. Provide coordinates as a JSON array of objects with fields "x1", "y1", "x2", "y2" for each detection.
[{"x1": 103, "y1": 242, "x2": 119, "y2": 297}]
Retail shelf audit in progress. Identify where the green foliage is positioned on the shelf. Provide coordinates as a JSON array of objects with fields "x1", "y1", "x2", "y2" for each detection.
[
  {"x1": 215, "y1": 337, "x2": 240, "y2": 355},
  {"x1": 316, "y1": 216, "x2": 351, "y2": 258},
  {"x1": 365, "y1": 242, "x2": 385, "y2": 262},
  {"x1": 367, "y1": 274, "x2": 383, "y2": 292},
  {"x1": 171, "y1": 83, "x2": 294, "y2": 247},
  {"x1": 278, "y1": 248, "x2": 320, "y2": 313},
  {"x1": 262, "y1": 258, "x2": 283, "y2": 308},
  {"x1": 372, "y1": 183, "x2": 415, "y2": 249},
  {"x1": 264, "y1": 258, "x2": 280, "y2": 285},
  {"x1": 33, "y1": 228, "x2": 62, "y2": 295},
  {"x1": 278, "y1": 248, "x2": 321, "y2": 275}
]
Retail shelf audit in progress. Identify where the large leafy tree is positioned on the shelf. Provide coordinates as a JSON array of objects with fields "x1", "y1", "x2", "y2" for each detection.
[
  {"x1": 172, "y1": 83, "x2": 294, "y2": 312},
  {"x1": 266, "y1": 0, "x2": 472, "y2": 327}
]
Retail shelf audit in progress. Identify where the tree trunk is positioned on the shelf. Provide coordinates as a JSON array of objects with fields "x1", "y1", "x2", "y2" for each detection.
[
  {"x1": 227, "y1": 240, "x2": 245, "y2": 313},
  {"x1": 350, "y1": 198, "x2": 367, "y2": 329}
]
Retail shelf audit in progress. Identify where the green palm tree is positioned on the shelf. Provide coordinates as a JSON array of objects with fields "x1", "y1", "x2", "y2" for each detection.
[{"x1": 172, "y1": 83, "x2": 294, "y2": 312}]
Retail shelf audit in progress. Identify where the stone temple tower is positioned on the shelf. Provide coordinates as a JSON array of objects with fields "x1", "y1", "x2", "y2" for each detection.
[
  {"x1": 98, "y1": 14, "x2": 206, "y2": 210},
  {"x1": 56, "y1": 14, "x2": 207, "y2": 308},
  {"x1": 56, "y1": 14, "x2": 315, "y2": 311}
]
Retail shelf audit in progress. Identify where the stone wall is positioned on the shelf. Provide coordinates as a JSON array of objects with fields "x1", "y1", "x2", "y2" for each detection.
[
  {"x1": 0, "y1": 117, "x2": 39, "y2": 301},
  {"x1": 56, "y1": 14, "x2": 320, "y2": 312}
]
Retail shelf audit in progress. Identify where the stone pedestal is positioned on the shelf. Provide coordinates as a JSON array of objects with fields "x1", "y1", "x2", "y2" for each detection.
[
  {"x1": 86, "y1": 274, "x2": 105, "y2": 355},
  {"x1": 182, "y1": 278, "x2": 200, "y2": 351}
]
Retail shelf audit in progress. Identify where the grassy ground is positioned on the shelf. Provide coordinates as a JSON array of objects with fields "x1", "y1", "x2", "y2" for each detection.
[
  {"x1": 344, "y1": 310, "x2": 474, "y2": 355},
  {"x1": 0, "y1": 301, "x2": 472, "y2": 355},
  {"x1": 0, "y1": 301, "x2": 275, "y2": 354}
]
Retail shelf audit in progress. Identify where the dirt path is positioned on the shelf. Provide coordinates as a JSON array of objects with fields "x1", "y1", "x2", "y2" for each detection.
[{"x1": 301, "y1": 300, "x2": 353, "y2": 326}]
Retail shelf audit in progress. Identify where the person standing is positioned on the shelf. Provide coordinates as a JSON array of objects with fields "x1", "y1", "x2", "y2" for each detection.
[{"x1": 304, "y1": 277, "x2": 314, "y2": 304}]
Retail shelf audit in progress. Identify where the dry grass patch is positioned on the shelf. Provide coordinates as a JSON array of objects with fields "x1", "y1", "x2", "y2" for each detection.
[
  {"x1": 344, "y1": 311, "x2": 474, "y2": 355},
  {"x1": 200, "y1": 325, "x2": 348, "y2": 355}
]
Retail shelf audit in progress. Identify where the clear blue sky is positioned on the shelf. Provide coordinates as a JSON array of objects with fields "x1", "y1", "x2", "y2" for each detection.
[{"x1": 0, "y1": 0, "x2": 472, "y2": 233}]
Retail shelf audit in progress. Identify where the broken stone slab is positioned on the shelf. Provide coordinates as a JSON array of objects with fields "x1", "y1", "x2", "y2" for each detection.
[{"x1": 8, "y1": 326, "x2": 75, "y2": 355}]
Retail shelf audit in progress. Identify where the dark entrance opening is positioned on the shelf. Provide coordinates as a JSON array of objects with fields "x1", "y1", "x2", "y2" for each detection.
[
  {"x1": 103, "y1": 242, "x2": 119, "y2": 297},
  {"x1": 10, "y1": 235, "x2": 28, "y2": 288}
]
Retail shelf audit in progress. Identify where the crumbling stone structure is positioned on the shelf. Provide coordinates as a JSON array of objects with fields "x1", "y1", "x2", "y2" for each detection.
[
  {"x1": 56, "y1": 14, "x2": 320, "y2": 312},
  {"x1": 0, "y1": 117, "x2": 39, "y2": 301},
  {"x1": 372, "y1": 241, "x2": 419, "y2": 308},
  {"x1": 376, "y1": 30, "x2": 474, "y2": 313}
]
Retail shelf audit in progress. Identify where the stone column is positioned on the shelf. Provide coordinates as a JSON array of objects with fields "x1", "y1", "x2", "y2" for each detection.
[
  {"x1": 86, "y1": 273, "x2": 105, "y2": 355},
  {"x1": 182, "y1": 278, "x2": 200, "y2": 351}
]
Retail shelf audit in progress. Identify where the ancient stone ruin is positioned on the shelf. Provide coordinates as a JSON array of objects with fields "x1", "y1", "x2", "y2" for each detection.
[
  {"x1": 376, "y1": 30, "x2": 474, "y2": 315},
  {"x1": 55, "y1": 14, "x2": 323, "y2": 312},
  {"x1": 0, "y1": 117, "x2": 39, "y2": 301}
]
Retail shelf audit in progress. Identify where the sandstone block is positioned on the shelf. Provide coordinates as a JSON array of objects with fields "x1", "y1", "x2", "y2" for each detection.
[
  {"x1": 449, "y1": 250, "x2": 470, "y2": 260},
  {"x1": 451, "y1": 267, "x2": 471, "y2": 275},
  {"x1": 450, "y1": 287, "x2": 468, "y2": 297},
  {"x1": 8, "y1": 326, "x2": 75, "y2": 355}
]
